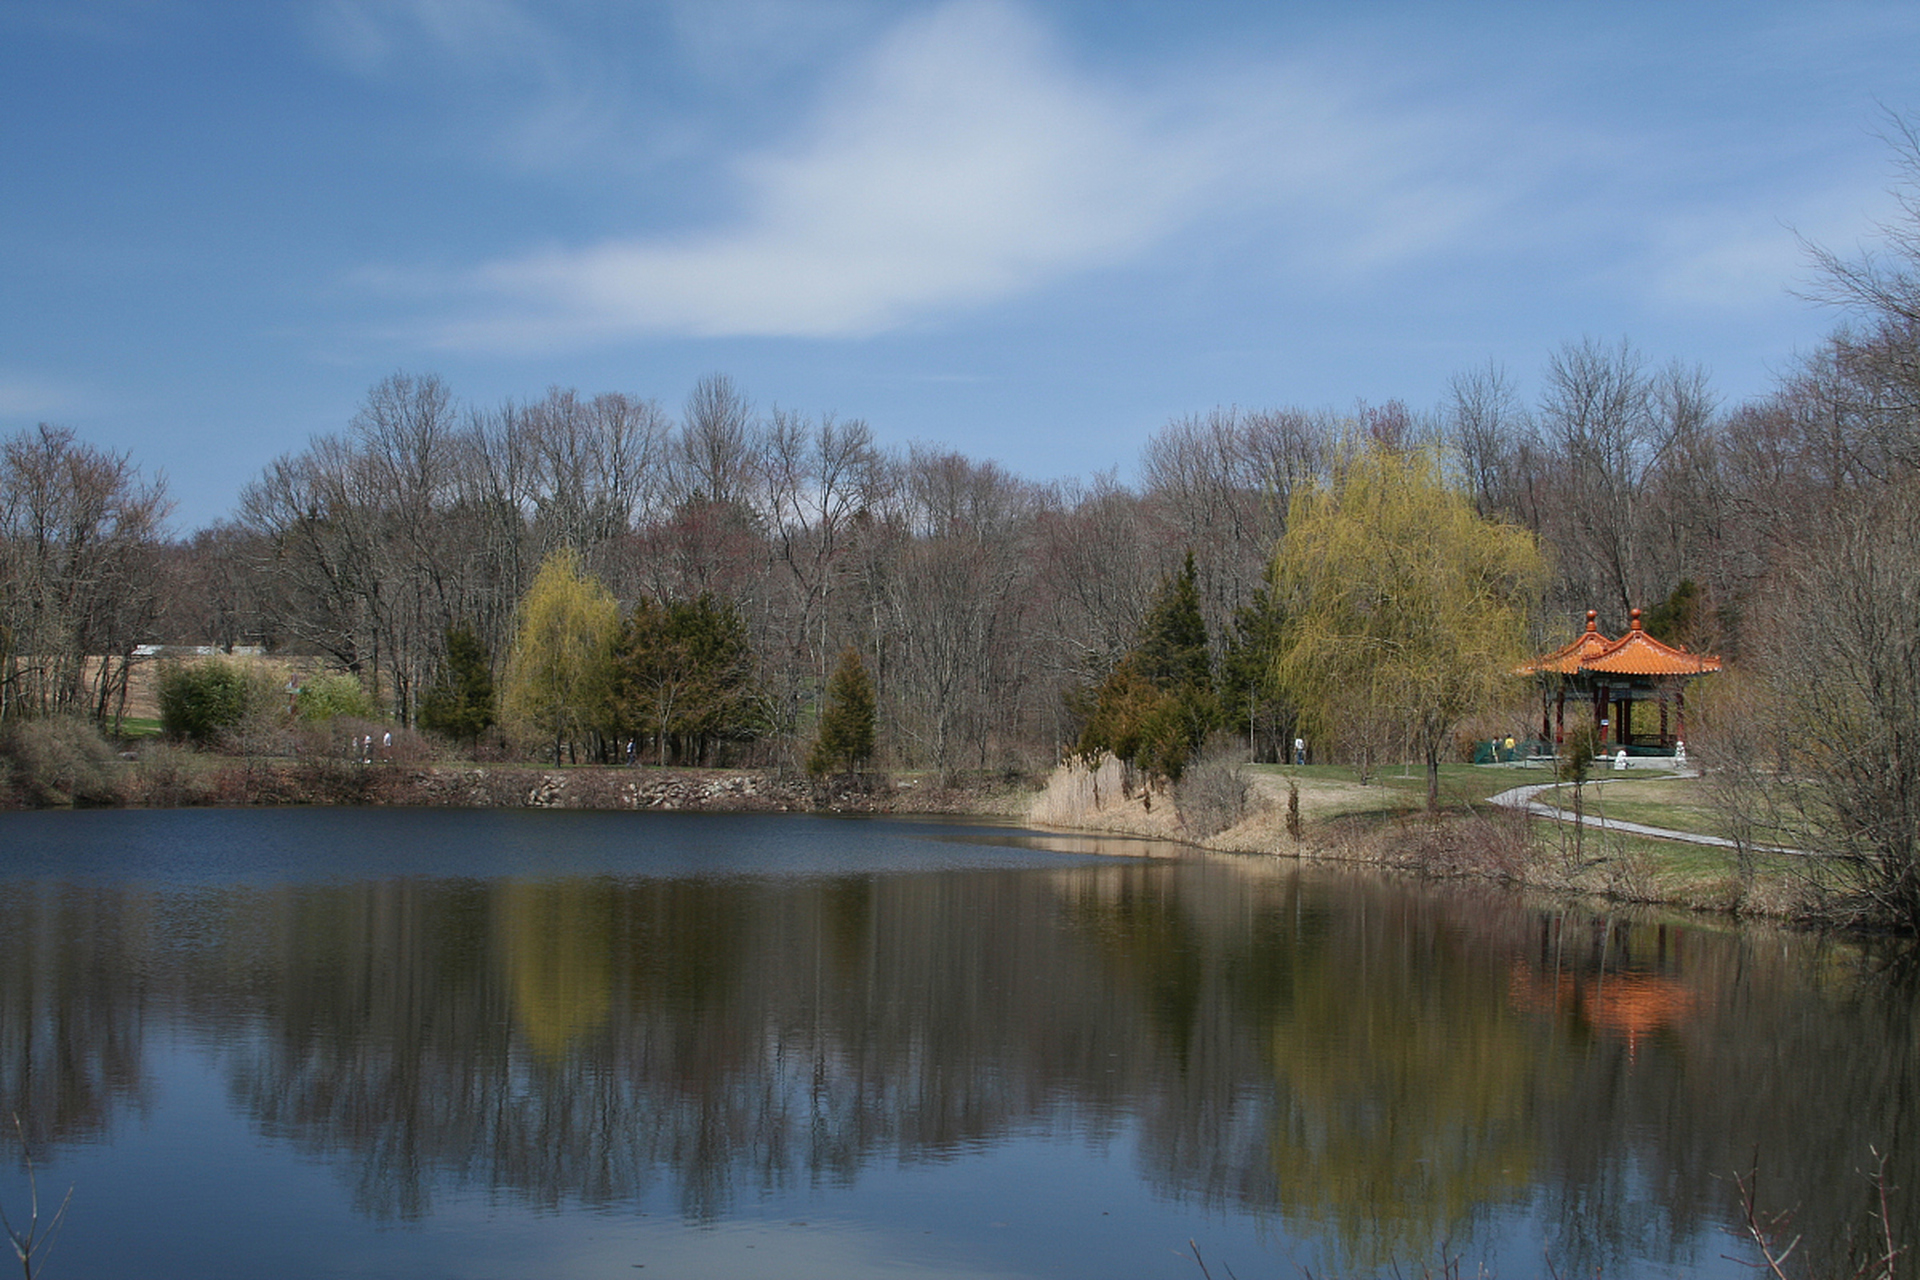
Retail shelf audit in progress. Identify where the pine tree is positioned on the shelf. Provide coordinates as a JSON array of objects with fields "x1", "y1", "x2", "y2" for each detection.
[
  {"x1": 1219, "y1": 569, "x2": 1292, "y2": 761},
  {"x1": 1135, "y1": 550, "x2": 1210, "y2": 689},
  {"x1": 808, "y1": 647, "x2": 877, "y2": 778},
  {"x1": 612, "y1": 593, "x2": 759, "y2": 766},
  {"x1": 1075, "y1": 551, "x2": 1219, "y2": 781},
  {"x1": 420, "y1": 624, "x2": 495, "y2": 748}
]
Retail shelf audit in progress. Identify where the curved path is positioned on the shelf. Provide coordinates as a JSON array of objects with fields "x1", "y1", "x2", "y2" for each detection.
[{"x1": 1487, "y1": 775, "x2": 1813, "y2": 856}]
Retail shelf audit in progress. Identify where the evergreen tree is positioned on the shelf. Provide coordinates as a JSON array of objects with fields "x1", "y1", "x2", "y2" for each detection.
[
  {"x1": 1642, "y1": 579, "x2": 1705, "y2": 646},
  {"x1": 1219, "y1": 568, "x2": 1293, "y2": 761},
  {"x1": 1135, "y1": 550, "x2": 1210, "y2": 689},
  {"x1": 808, "y1": 647, "x2": 876, "y2": 778},
  {"x1": 1076, "y1": 551, "x2": 1220, "y2": 781},
  {"x1": 612, "y1": 593, "x2": 759, "y2": 766},
  {"x1": 664, "y1": 594, "x2": 758, "y2": 759},
  {"x1": 420, "y1": 624, "x2": 496, "y2": 747}
]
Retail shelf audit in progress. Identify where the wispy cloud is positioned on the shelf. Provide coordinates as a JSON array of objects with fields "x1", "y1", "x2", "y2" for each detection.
[
  {"x1": 382, "y1": 0, "x2": 1826, "y2": 351},
  {"x1": 311, "y1": 0, "x2": 553, "y2": 76},
  {"x1": 311, "y1": 0, "x2": 626, "y2": 170},
  {"x1": 0, "y1": 371, "x2": 84, "y2": 419},
  {"x1": 420, "y1": 0, "x2": 1224, "y2": 346}
]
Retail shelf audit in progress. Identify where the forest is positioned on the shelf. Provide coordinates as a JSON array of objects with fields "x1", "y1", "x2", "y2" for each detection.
[{"x1": 4, "y1": 127, "x2": 1920, "y2": 863}]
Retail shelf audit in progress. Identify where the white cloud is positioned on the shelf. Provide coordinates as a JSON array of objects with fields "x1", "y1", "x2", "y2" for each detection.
[
  {"x1": 428, "y1": 0, "x2": 1218, "y2": 346},
  {"x1": 391, "y1": 1, "x2": 1699, "y2": 350}
]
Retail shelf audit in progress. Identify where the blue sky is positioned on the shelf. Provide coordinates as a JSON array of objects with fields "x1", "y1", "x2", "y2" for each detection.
[{"x1": 3, "y1": 0, "x2": 1915, "y2": 531}]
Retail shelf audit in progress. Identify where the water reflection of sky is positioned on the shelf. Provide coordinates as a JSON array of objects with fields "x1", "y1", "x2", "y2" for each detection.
[
  {"x1": 0, "y1": 808, "x2": 1903, "y2": 1279},
  {"x1": 0, "y1": 808, "x2": 1125, "y2": 885},
  {"x1": 26, "y1": 1042, "x2": 1313, "y2": 1280}
]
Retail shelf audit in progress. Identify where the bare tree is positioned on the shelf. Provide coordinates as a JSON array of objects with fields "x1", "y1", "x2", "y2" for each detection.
[
  {"x1": 0, "y1": 425, "x2": 170, "y2": 726},
  {"x1": 521, "y1": 387, "x2": 667, "y2": 558},
  {"x1": 752, "y1": 409, "x2": 887, "y2": 753},
  {"x1": 673, "y1": 373, "x2": 755, "y2": 511},
  {"x1": 1140, "y1": 406, "x2": 1321, "y2": 661},
  {"x1": 1445, "y1": 360, "x2": 1527, "y2": 519},
  {"x1": 1744, "y1": 485, "x2": 1920, "y2": 929},
  {"x1": 878, "y1": 450, "x2": 1039, "y2": 775},
  {"x1": 1533, "y1": 338, "x2": 1663, "y2": 619}
]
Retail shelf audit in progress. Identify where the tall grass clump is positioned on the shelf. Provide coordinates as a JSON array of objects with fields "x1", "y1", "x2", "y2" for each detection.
[
  {"x1": 1029, "y1": 752, "x2": 1131, "y2": 828},
  {"x1": 0, "y1": 717, "x2": 123, "y2": 807}
]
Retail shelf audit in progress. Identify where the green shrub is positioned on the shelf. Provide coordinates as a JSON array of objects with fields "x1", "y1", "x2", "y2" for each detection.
[
  {"x1": 157, "y1": 658, "x2": 279, "y2": 745},
  {"x1": 295, "y1": 671, "x2": 374, "y2": 723},
  {"x1": 0, "y1": 717, "x2": 124, "y2": 807}
]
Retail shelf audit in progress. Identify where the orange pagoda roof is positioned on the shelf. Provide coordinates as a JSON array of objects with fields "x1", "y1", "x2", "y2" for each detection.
[
  {"x1": 1516, "y1": 610, "x2": 1615, "y2": 676},
  {"x1": 1584, "y1": 609, "x2": 1721, "y2": 677},
  {"x1": 1519, "y1": 608, "x2": 1722, "y2": 679}
]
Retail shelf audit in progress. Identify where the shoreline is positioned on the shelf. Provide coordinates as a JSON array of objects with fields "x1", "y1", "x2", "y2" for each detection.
[{"x1": 6, "y1": 755, "x2": 1818, "y2": 926}]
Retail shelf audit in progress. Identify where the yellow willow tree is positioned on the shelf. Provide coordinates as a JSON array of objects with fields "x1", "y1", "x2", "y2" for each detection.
[
  {"x1": 1270, "y1": 441, "x2": 1544, "y2": 811},
  {"x1": 501, "y1": 548, "x2": 618, "y2": 766}
]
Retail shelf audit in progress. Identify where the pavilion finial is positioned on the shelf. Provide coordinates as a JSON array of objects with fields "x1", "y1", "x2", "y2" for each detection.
[
  {"x1": 1585, "y1": 610, "x2": 1597, "y2": 632},
  {"x1": 1630, "y1": 607, "x2": 1643, "y2": 631}
]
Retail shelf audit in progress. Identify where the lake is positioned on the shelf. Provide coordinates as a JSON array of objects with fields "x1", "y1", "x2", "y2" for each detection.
[{"x1": 0, "y1": 806, "x2": 1911, "y2": 1279}]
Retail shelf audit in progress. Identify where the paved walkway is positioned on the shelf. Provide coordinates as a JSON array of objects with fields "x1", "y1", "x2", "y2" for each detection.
[{"x1": 1486, "y1": 775, "x2": 1813, "y2": 856}]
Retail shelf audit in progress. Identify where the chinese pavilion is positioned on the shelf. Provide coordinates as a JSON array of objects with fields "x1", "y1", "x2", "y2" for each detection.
[{"x1": 1518, "y1": 609, "x2": 1722, "y2": 751}]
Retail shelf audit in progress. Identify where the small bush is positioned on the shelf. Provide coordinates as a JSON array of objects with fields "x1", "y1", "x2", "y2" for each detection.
[
  {"x1": 157, "y1": 658, "x2": 280, "y2": 745},
  {"x1": 295, "y1": 671, "x2": 374, "y2": 723},
  {"x1": 1175, "y1": 740, "x2": 1252, "y2": 839},
  {"x1": 0, "y1": 717, "x2": 125, "y2": 807},
  {"x1": 1386, "y1": 808, "x2": 1538, "y2": 881},
  {"x1": 126, "y1": 740, "x2": 215, "y2": 807}
]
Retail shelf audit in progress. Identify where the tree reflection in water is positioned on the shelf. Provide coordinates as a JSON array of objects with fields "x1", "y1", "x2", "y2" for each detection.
[{"x1": 0, "y1": 813, "x2": 1913, "y2": 1278}]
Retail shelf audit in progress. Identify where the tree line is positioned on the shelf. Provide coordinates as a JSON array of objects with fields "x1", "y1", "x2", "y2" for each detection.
[
  {"x1": 0, "y1": 314, "x2": 1903, "y2": 775},
  {"x1": 5, "y1": 122, "x2": 1920, "y2": 914}
]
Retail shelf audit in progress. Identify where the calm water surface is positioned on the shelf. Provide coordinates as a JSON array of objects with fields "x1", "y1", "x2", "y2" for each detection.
[{"x1": 0, "y1": 807, "x2": 1913, "y2": 1279}]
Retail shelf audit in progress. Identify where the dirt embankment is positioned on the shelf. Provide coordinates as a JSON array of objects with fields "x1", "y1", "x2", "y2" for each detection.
[{"x1": 1024, "y1": 756, "x2": 1386, "y2": 851}]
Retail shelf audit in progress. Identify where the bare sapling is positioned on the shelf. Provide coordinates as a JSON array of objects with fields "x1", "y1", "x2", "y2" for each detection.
[{"x1": 2, "y1": 1115, "x2": 72, "y2": 1280}]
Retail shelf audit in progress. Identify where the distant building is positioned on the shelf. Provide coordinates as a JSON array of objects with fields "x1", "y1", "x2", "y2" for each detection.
[{"x1": 131, "y1": 644, "x2": 267, "y2": 659}]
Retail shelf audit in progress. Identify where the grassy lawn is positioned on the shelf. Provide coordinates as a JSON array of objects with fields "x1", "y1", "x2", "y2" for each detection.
[
  {"x1": 1243, "y1": 761, "x2": 1815, "y2": 911},
  {"x1": 1377, "y1": 760, "x2": 1558, "y2": 807},
  {"x1": 1249, "y1": 760, "x2": 1555, "y2": 810},
  {"x1": 1533, "y1": 822, "x2": 1812, "y2": 908},
  {"x1": 1533, "y1": 776, "x2": 1725, "y2": 837}
]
